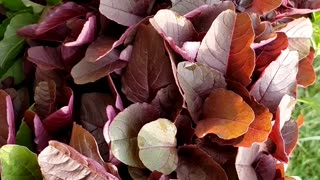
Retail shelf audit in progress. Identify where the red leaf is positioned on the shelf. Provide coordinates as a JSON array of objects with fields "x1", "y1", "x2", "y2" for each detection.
[
  {"x1": 0, "y1": 90, "x2": 15, "y2": 146},
  {"x1": 297, "y1": 48, "x2": 316, "y2": 87},
  {"x1": 121, "y1": 24, "x2": 175, "y2": 103},
  {"x1": 269, "y1": 95, "x2": 296, "y2": 162},
  {"x1": 27, "y1": 46, "x2": 64, "y2": 70},
  {"x1": 176, "y1": 145, "x2": 228, "y2": 180},
  {"x1": 174, "y1": 114, "x2": 194, "y2": 146},
  {"x1": 196, "y1": 10, "x2": 255, "y2": 86},
  {"x1": 250, "y1": 48, "x2": 299, "y2": 113},
  {"x1": 253, "y1": 153, "x2": 276, "y2": 180},
  {"x1": 17, "y1": 24, "x2": 69, "y2": 42},
  {"x1": 33, "y1": 80, "x2": 57, "y2": 119},
  {"x1": 281, "y1": 119, "x2": 299, "y2": 155}
]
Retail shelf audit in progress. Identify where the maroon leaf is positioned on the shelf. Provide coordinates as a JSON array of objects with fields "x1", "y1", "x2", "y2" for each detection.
[
  {"x1": 121, "y1": 24, "x2": 175, "y2": 103},
  {"x1": 281, "y1": 119, "x2": 299, "y2": 156},
  {"x1": 71, "y1": 50, "x2": 127, "y2": 85},
  {"x1": 150, "y1": 9, "x2": 198, "y2": 61},
  {"x1": 297, "y1": 48, "x2": 316, "y2": 87},
  {"x1": 17, "y1": 24, "x2": 69, "y2": 42},
  {"x1": 107, "y1": 75, "x2": 124, "y2": 111},
  {"x1": 36, "y1": 2, "x2": 87, "y2": 35},
  {"x1": 196, "y1": 10, "x2": 255, "y2": 86},
  {"x1": 245, "y1": 0, "x2": 281, "y2": 15},
  {"x1": 38, "y1": 141, "x2": 118, "y2": 179},
  {"x1": 177, "y1": 62, "x2": 226, "y2": 122},
  {"x1": 0, "y1": 90, "x2": 15, "y2": 146},
  {"x1": 174, "y1": 114, "x2": 194, "y2": 146},
  {"x1": 27, "y1": 46, "x2": 64, "y2": 70},
  {"x1": 269, "y1": 94, "x2": 296, "y2": 162},
  {"x1": 42, "y1": 87, "x2": 74, "y2": 134},
  {"x1": 176, "y1": 145, "x2": 228, "y2": 180},
  {"x1": 276, "y1": 1, "x2": 320, "y2": 18},
  {"x1": 64, "y1": 14, "x2": 97, "y2": 47},
  {"x1": 80, "y1": 93, "x2": 115, "y2": 161},
  {"x1": 151, "y1": 84, "x2": 183, "y2": 120},
  {"x1": 255, "y1": 32, "x2": 288, "y2": 70},
  {"x1": 253, "y1": 153, "x2": 276, "y2": 180},
  {"x1": 250, "y1": 49, "x2": 299, "y2": 113},
  {"x1": 33, "y1": 80, "x2": 57, "y2": 119},
  {"x1": 99, "y1": 0, "x2": 155, "y2": 26}
]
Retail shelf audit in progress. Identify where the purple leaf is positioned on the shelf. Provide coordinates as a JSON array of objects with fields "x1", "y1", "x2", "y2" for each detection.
[
  {"x1": 42, "y1": 87, "x2": 74, "y2": 134},
  {"x1": 27, "y1": 46, "x2": 64, "y2": 70},
  {"x1": 0, "y1": 90, "x2": 15, "y2": 146},
  {"x1": 36, "y1": 2, "x2": 87, "y2": 35},
  {"x1": 121, "y1": 24, "x2": 175, "y2": 103},
  {"x1": 17, "y1": 24, "x2": 69, "y2": 42},
  {"x1": 107, "y1": 75, "x2": 124, "y2": 111},
  {"x1": 64, "y1": 14, "x2": 97, "y2": 47},
  {"x1": 250, "y1": 49, "x2": 299, "y2": 113},
  {"x1": 150, "y1": 9, "x2": 198, "y2": 61},
  {"x1": 99, "y1": 0, "x2": 155, "y2": 26}
]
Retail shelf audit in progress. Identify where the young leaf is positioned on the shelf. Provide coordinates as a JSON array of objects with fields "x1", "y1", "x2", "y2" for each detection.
[
  {"x1": 99, "y1": 0, "x2": 154, "y2": 26},
  {"x1": 0, "y1": 90, "x2": 15, "y2": 146},
  {"x1": 35, "y1": 2, "x2": 87, "y2": 35},
  {"x1": 195, "y1": 89, "x2": 255, "y2": 140},
  {"x1": 38, "y1": 141, "x2": 118, "y2": 179},
  {"x1": 149, "y1": 9, "x2": 198, "y2": 61},
  {"x1": 0, "y1": 13, "x2": 36, "y2": 72},
  {"x1": 138, "y1": 118, "x2": 178, "y2": 175},
  {"x1": 0, "y1": 0, "x2": 26, "y2": 11},
  {"x1": 176, "y1": 145, "x2": 227, "y2": 180},
  {"x1": 121, "y1": 24, "x2": 175, "y2": 103},
  {"x1": 250, "y1": 49, "x2": 299, "y2": 113},
  {"x1": 177, "y1": 61, "x2": 226, "y2": 122},
  {"x1": 0, "y1": 145, "x2": 42, "y2": 179},
  {"x1": 170, "y1": 0, "x2": 206, "y2": 15},
  {"x1": 109, "y1": 103, "x2": 160, "y2": 168},
  {"x1": 196, "y1": 10, "x2": 255, "y2": 86},
  {"x1": 33, "y1": 80, "x2": 57, "y2": 119}
]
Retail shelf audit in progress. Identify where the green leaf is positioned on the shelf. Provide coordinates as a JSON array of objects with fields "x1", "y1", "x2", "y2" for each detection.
[
  {"x1": 16, "y1": 120, "x2": 36, "y2": 152},
  {"x1": 0, "y1": 18, "x2": 11, "y2": 40},
  {"x1": 22, "y1": 0, "x2": 44, "y2": 14},
  {"x1": 46, "y1": 0, "x2": 62, "y2": 6},
  {"x1": 137, "y1": 118, "x2": 178, "y2": 175},
  {"x1": 0, "y1": 144, "x2": 42, "y2": 180},
  {"x1": 0, "y1": 58, "x2": 25, "y2": 84},
  {"x1": 0, "y1": 0, "x2": 26, "y2": 11},
  {"x1": 0, "y1": 13, "x2": 36, "y2": 73}
]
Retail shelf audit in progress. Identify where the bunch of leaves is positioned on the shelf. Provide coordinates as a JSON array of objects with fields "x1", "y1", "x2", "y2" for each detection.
[{"x1": 0, "y1": 0, "x2": 318, "y2": 179}]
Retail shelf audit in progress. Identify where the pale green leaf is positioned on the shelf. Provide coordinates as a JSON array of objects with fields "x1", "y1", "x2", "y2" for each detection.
[
  {"x1": 15, "y1": 120, "x2": 35, "y2": 152},
  {"x1": 0, "y1": 58, "x2": 25, "y2": 84},
  {"x1": 138, "y1": 118, "x2": 178, "y2": 175},
  {"x1": 0, "y1": 144, "x2": 42, "y2": 180}
]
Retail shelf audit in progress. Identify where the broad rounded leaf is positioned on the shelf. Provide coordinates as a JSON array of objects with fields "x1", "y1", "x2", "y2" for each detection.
[
  {"x1": 281, "y1": 119, "x2": 299, "y2": 156},
  {"x1": 138, "y1": 118, "x2": 178, "y2": 175},
  {"x1": 250, "y1": 49, "x2": 299, "y2": 113},
  {"x1": 235, "y1": 100, "x2": 273, "y2": 147},
  {"x1": 278, "y1": 17, "x2": 313, "y2": 60},
  {"x1": 38, "y1": 141, "x2": 118, "y2": 179},
  {"x1": 99, "y1": 0, "x2": 154, "y2": 26},
  {"x1": 109, "y1": 103, "x2": 160, "y2": 168},
  {"x1": 236, "y1": 144, "x2": 261, "y2": 180},
  {"x1": 195, "y1": 88, "x2": 255, "y2": 140},
  {"x1": 177, "y1": 62, "x2": 226, "y2": 122},
  {"x1": 170, "y1": 0, "x2": 206, "y2": 15},
  {"x1": 0, "y1": 145, "x2": 42, "y2": 180},
  {"x1": 196, "y1": 10, "x2": 255, "y2": 86},
  {"x1": 176, "y1": 145, "x2": 227, "y2": 180},
  {"x1": 121, "y1": 24, "x2": 175, "y2": 103}
]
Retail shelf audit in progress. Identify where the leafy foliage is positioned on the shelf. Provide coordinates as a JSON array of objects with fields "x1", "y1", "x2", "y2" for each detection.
[{"x1": 0, "y1": 0, "x2": 318, "y2": 179}]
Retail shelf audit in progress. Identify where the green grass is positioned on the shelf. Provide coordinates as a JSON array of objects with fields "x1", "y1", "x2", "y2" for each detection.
[{"x1": 287, "y1": 56, "x2": 320, "y2": 179}]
